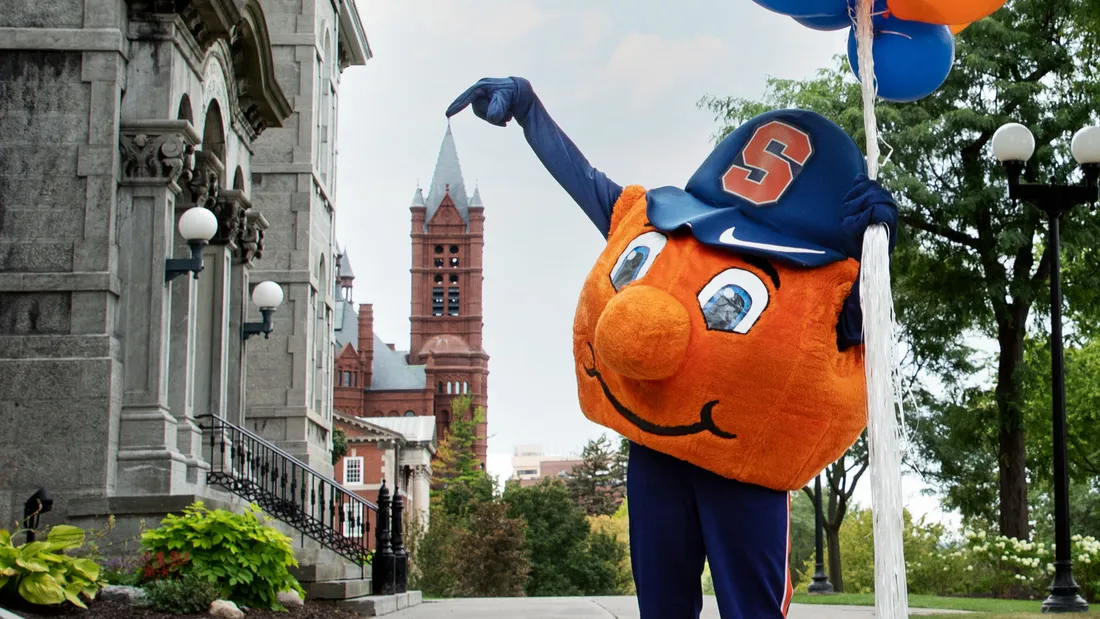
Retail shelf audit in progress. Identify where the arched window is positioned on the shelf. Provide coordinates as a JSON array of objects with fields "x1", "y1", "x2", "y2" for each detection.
[
  {"x1": 446, "y1": 382, "x2": 452, "y2": 395},
  {"x1": 437, "y1": 381, "x2": 444, "y2": 393},
  {"x1": 202, "y1": 101, "x2": 226, "y2": 164},
  {"x1": 389, "y1": 410, "x2": 399, "y2": 417},
  {"x1": 463, "y1": 381, "x2": 469, "y2": 394},
  {"x1": 177, "y1": 94, "x2": 193, "y2": 123},
  {"x1": 404, "y1": 410, "x2": 415, "y2": 417}
]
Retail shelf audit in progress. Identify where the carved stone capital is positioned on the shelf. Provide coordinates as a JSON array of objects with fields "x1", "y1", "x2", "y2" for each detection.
[
  {"x1": 128, "y1": 0, "x2": 239, "y2": 51},
  {"x1": 210, "y1": 189, "x2": 251, "y2": 249},
  {"x1": 185, "y1": 150, "x2": 225, "y2": 210},
  {"x1": 235, "y1": 209, "x2": 268, "y2": 266},
  {"x1": 118, "y1": 120, "x2": 201, "y2": 190}
]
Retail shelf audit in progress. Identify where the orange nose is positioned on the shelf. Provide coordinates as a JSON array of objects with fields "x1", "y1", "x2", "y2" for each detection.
[{"x1": 594, "y1": 285, "x2": 691, "y2": 381}]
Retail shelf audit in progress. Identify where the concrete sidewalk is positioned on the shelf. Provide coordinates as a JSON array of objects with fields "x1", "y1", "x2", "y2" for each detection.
[{"x1": 383, "y1": 596, "x2": 972, "y2": 617}]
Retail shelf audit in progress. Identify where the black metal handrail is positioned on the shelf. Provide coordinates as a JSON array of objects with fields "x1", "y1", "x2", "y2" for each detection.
[{"x1": 198, "y1": 415, "x2": 376, "y2": 566}]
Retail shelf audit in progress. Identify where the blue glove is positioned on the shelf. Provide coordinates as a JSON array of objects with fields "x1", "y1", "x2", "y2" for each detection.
[
  {"x1": 836, "y1": 174, "x2": 900, "y2": 350},
  {"x1": 446, "y1": 77, "x2": 536, "y2": 127},
  {"x1": 840, "y1": 173, "x2": 899, "y2": 257}
]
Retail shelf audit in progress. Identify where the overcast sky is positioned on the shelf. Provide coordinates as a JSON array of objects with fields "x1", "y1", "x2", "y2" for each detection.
[{"x1": 334, "y1": 0, "x2": 953, "y2": 524}]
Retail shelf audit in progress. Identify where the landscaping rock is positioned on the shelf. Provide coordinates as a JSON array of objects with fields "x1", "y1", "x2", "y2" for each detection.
[
  {"x1": 277, "y1": 591, "x2": 304, "y2": 607},
  {"x1": 208, "y1": 600, "x2": 244, "y2": 619},
  {"x1": 97, "y1": 585, "x2": 146, "y2": 605}
]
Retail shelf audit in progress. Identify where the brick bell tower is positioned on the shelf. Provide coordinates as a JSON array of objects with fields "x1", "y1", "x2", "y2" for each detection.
[{"x1": 409, "y1": 125, "x2": 489, "y2": 465}]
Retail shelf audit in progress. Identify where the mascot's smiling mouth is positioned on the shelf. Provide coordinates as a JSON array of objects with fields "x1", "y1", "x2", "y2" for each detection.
[{"x1": 584, "y1": 343, "x2": 737, "y2": 440}]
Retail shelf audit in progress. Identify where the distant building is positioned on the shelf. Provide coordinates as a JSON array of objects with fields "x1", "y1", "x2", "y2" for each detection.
[
  {"x1": 330, "y1": 126, "x2": 489, "y2": 466},
  {"x1": 330, "y1": 127, "x2": 490, "y2": 528},
  {"x1": 333, "y1": 413, "x2": 436, "y2": 530},
  {"x1": 510, "y1": 445, "x2": 583, "y2": 487}
]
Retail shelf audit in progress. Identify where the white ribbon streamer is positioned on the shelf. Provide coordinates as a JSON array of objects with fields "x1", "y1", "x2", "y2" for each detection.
[{"x1": 855, "y1": 0, "x2": 909, "y2": 617}]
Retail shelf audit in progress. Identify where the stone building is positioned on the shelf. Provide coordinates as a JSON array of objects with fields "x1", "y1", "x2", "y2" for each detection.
[
  {"x1": 332, "y1": 126, "x2": 490, "y2": 467},
  {"x1": 0, "y1": 0, "x2": 369, "y2": 568}
]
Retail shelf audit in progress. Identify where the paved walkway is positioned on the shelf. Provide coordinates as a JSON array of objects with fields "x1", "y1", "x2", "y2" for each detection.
[{"x1": 387, "y1": 597, "x2": 971, "y2": 618}]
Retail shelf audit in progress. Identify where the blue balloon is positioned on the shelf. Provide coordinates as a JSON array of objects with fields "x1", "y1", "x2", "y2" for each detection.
[
  {"x1": 790, "y1": 0, "x2": 888, "y2": 32},
  {"x1": 752, "y1": 0, "x2": 848, "y2": 18},
  {"x1": 793, "y1": 12, "x2": 851, "y2": 30},
  {"x1": 846, "y1": 17, "x2": 955, "y2": 102}
]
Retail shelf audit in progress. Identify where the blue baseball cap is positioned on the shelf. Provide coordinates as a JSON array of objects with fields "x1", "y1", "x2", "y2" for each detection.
[{"x1": 647, "y1": 109, "x2": 867, "y2": 268}]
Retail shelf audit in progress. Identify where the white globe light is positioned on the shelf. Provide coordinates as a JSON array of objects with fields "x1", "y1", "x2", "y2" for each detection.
[
  {"x1": 251, "y1": 281, "x2": 284, "y2": 309},
  {"x1": 992, "y1": 123, "x2": 1036, "y2": 163},
  {"x1": 1071, "y1": 126, "x2": 1100, "y2": 165},
  {"x1": 178, "y1": 207, "x2": 218, "y2": 241}
]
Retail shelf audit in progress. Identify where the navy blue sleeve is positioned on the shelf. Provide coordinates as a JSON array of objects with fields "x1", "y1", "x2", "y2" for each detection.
[
  {"x1": 837, "y1": 278, "x2": 863, "y2": 350},
  {"x1": 516, "y1": 96, "x2": 623, "y2": 238}
]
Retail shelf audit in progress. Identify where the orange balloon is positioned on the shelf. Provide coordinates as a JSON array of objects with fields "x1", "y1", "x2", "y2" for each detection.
[
  {"x1": 951, "y1": 23, "x2": 970, "y2": 35},
  {"x1": 886, "y1": 0, "x2": 1005, "y2": 26}
]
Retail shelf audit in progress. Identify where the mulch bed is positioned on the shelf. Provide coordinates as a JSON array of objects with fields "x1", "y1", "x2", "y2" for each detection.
[{"x1": 1, "y1": 598, "x2": 366, "y2": 618}]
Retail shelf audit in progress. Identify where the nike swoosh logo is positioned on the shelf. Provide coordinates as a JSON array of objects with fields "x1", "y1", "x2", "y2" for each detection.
[{"x1": 718, "y1": 227, "x2": 826, "y2": 255}]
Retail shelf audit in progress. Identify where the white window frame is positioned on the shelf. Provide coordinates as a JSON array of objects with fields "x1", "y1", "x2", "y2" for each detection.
[
  {"x1": 342, "y1": 502, "x2": 365, "y2": 538},
  {"x1": 344, "y1": 456, "x2": 363, "y2": 485}
]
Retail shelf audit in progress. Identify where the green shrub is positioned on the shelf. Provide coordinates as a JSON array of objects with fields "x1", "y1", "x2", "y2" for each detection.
[
  {"x1": 100, "y1": 555, "x2": 143, "y2": 586},
  {"x1": 0, "y1": 526, "x2": 104, "y2": 608},
  {"x1": 144, "y1": 571, "x2": 221, "y2": 614},
  {"x1": 140, "y1": 502, "x2": 305, "y2": 610}
]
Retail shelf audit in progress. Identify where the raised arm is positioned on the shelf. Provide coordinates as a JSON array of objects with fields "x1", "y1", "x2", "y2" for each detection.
[{"x1": 446, "y1": 77, "x2": 623, "y2": 238}]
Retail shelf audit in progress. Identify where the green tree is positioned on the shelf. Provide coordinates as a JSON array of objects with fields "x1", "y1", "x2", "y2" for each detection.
[
  {"x1": 503, "y1": 478, "x2": 626, "y2": 596},
  {"x1": 331, "y1": 428, "x2": 348, "y2": 466},
  {"x1": 450, "y1": 501, "x2": 531, "y2": 597},
  {"x1": 566, "y1": 434, "x2": 624, "y2": 517},
  {"x1": 407, "y1": 396, "x2": 530, "y2": 598},
  {"x1": 700, "y1": 0, "x2": 1100, "y2": 540},
  {"x1": 432, "y1": 395, "x2": 494, "y2": 519}
]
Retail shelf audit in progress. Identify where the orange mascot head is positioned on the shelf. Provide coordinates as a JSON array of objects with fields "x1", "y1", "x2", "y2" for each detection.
[{"x1": 573, "y1": 109, "x2": 897, "y2": 491}]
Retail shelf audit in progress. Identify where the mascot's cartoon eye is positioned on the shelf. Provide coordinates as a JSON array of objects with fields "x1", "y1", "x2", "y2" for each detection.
[
  {"x1": 696, "y1": 269, "x2": 769, "y2": 334},
  {"x1": 610, "y1": 231, "x2": 667, "y2": 291}
]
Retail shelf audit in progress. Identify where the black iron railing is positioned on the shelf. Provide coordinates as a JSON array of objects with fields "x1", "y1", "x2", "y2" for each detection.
[{"x1": 198, "y1": 415, "x2": 377, "y2": 566}]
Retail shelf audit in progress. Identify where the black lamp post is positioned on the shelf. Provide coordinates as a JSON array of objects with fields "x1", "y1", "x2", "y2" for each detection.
[
  {"x1": 992, "y1": 122, "x2": 1100, "y2": 614},
  {"x1": 808, "y1": 474, "x2": 834, "y2": 594}
]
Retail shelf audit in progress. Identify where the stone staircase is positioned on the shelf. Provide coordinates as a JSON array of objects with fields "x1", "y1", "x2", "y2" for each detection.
[{"x1": 199, "y1": 416, "x2": 419, "y2": 615}]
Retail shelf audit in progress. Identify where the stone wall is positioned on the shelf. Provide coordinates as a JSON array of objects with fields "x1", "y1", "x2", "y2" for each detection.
[
  {"x1": 245, "y1": 0, "x2": 347, "y2": 477},
  {"x1": 0, "y1": 43, "x2": 124, "y2": 529}
]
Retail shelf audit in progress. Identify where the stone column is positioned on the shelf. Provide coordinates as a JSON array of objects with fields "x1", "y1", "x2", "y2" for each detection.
[
  {"x1": 412, "y1": 464, "x2": 431, "y2": 530},
  {"x1": 225, "y1": 206, "x2": 265, "y2": 427},
  {"x1": 202, "y1": 189, "x2": 249, "y2": 423},
  {"x1": 167, "y1": 150, "x2": 223, "y2": 481},
  {"x1": 115, "y1": 120, "x2": 201, "y2": 496}
]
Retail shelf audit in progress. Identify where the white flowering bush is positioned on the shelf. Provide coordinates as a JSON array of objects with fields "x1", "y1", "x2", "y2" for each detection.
[{"x1": 794, "y1": 510, "x2": 1100, "y2": 601}]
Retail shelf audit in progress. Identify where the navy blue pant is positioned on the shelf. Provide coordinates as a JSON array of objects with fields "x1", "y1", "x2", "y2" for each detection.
[{"x1": 628, "y1": 442, "x2": 792, "y2": 619}]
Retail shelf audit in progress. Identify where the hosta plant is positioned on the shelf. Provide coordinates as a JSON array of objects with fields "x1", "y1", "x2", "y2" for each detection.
[
  {"x1": 140, "y1": 502, "x2": 305, "y2": 610},
  {"x1": 0, "y1": 525, "x2": 104, "y2": 608}
]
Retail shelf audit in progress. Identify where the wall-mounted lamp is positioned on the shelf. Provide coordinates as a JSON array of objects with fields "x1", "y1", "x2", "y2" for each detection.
[
  {"x1": 243, "y1": 280, "x2": 284, "y2": 340},
  {"x1": 23, "y1": 487, "x2": 53, "y2": 543},
  {"x1": 166, "y1": 206, "x2": 219, "y2": 282}
]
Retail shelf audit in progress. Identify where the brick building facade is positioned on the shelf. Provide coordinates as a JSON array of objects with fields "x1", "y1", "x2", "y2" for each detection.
[{"x1": 332, "y1": 126, "x2": 489, "y2": 475}]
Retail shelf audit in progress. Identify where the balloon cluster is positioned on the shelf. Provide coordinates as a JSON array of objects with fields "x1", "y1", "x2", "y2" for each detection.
[{"x1": 752, "y1": 0, "x2": 1006, "y2": 102}]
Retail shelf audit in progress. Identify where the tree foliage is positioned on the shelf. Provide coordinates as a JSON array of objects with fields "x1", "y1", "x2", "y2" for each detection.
[
  {"x1": 432, "y1": 395, "x2": 494, "y2": 519},
  {"x1": 700, "y1": 0, "x2": 1100, "y2": 540},
  {"x1": 504, "y1": 478, "x2": 628, "y2": 597},
  {"x1": 566, "y1": 434, "x2": 627, "y2": 517}
]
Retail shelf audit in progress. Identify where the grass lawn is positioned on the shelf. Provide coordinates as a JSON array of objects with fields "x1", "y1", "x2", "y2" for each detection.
[{"x1": 792, "y1": 592, "x2": 1100, "y2": 616}]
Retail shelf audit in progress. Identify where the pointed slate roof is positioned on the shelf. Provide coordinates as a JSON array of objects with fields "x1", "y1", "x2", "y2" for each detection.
[
  {"x1": 411, "y1": 187, "x2": 426, "y2": 207},
  {"x1": 338, "y1": 245, "x2": 355, "y2": 279},
  {"x1": 424, "y1": 125, "x2": 469, "y2": 229},
  {"x1": 469, "y1": 185, "x2": 483, "y2": 207}
]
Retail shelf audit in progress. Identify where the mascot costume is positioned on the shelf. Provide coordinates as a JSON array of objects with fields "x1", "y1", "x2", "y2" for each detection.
[{"x1": 446, "y1": 1, "x2": 1007, "y2": 617}]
